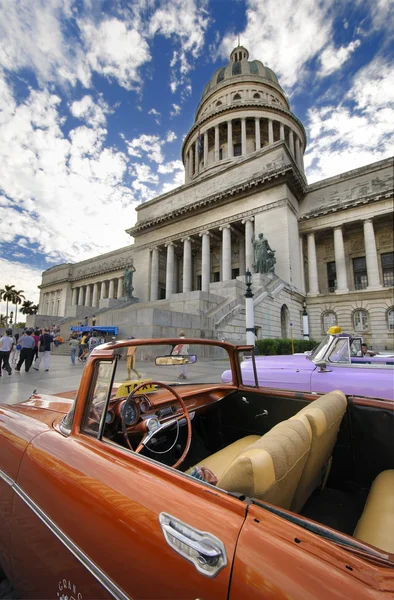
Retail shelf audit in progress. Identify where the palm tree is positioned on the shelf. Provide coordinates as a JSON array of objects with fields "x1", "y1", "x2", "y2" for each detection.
[
  {"x1": 0, "y1": 314, "x2": 7, "y2": 327},
  {"x1": 0, "y1": 284, "x2": 16, "y2": 322},
  {"x1": 20, "y1": 300, "x2": 34, "y2": 315},
  {"x1": 31, "y1": 304, "x2": 39, "y2": 314},
  {"x1": 13, "y1": 289, "x2": 25, "y2": 325}
]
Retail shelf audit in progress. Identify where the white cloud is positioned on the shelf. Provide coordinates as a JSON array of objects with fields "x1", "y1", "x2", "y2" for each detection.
[
  {"x1": 0, "y1": 258, "x2": 42, "y2": 315},
  {"x1": 70, "y1": 95, "x2": 109, "y2": 127},
  {"x1": 319, "y1": 40, "x2": 361, "y2": 77},
  {"x1": 131, "y1": 163, "x2": 159, "y2": 184},
  {"x1": 125, "y1": 133, "x2": 166, "y2": 164},
  {"x1": 304, "y1": 57, "x2": 394, "y2": 182},
  {"x1": 158, "y1": 160, "x2": 184, "y2": 174},
  {"x1": 160, "y1": 169, "x2": 185, "y2": 194},
  {"x1": 79, "y1": 18, "x2": 151, "y2": 90},
  {"x1": 166, "y1": 131, "x2": 177, "y2": 142},
  {"x1": 148, "y1": 108, "x2": 161, "y2": 125},
  {"x1": 170, "y1": 103, "x2": 181, "y2": 118}
]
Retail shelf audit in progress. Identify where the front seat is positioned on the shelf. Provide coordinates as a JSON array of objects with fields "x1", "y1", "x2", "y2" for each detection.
[
  {"x1": 190, "y1": 418, "x2": 311, "y2": 510},
  {"x1": 290, "y1": 390, "x2": 347, "y2": 513}
]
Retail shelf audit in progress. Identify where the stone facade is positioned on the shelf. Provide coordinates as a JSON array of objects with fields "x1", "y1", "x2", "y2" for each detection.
[{"x1": 37, "y1": 46, "x2": 394, "y2": 351}]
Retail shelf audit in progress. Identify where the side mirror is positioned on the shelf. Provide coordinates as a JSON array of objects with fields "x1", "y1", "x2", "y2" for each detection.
[{"x1": 315, "y1": 360, "x2": 330, "y2": 372}]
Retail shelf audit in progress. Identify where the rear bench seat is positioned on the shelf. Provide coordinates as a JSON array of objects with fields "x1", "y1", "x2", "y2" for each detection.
[{"x1": 354, "y1": 470, "x2": 394, "y2": 554}]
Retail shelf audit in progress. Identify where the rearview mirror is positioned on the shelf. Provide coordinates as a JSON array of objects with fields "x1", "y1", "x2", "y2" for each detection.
[{"x1": 155, "y1": 355, "x2": 197, "y2": 366}]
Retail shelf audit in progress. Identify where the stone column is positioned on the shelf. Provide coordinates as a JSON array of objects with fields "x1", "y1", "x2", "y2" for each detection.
[
  {"x1": 117, "y1": 277, "x2": 123, "y2": 299},
  {"x1": 241, "y1": 118, "x2": 246, "y2": 156},
  {"x1": 85, "y1": 285, "x2": 91, "y2": 307},
  {"x1": 214, "y1": 125, "x2": 219, "y2": 162},
  {"x1": 307, "y1": 233, "x2": 319, "y2": 294},
  {"x1": 255, "y1": 117, "x2": 261, "y2": 151},
  {"x1": 108, "y1": 279, "x2": 115, "y2": 299},
  {"x1": 299, "y1": 237, "x2": 306, "y2": 294},
  {"x1": 194, "y1": 139, "x2": 199, "y2": 175},
  {"x1": 242, "y1": 218, "x2": 254, "y2": 272},
  {"x1": 150, "y1": 248, "x2": 159, "y2": 301},
  {"x1": 363, "y1": 219, "x2": 382, "y2": 289},
  {"x1": 200, "y1": 231, "x2": 211, "y2": 292},
  {"x1": 182, "y1": 238, "x2": 192, "y2": 292},
  {"x1": 100, "y1": 281, "x2": 106, "y2": 299},
  {"x1": 268, "y1": 119, "x2": 274, "y2": 144},
  {"x1": 239, "y1": 236, "x2": 246, "y2": 275},
  {"x1": 280, "y1": 123, "x2": 285, "y2": 140},
  {"x1": 185, "y1": 154, "x2": 189, "y2": 183},
  {"x1": 71, "y1": 288, "x2": 78, "y2": 305},
  {"x1": 289, "y1": 130, "x2": 295, "y2": 156},
  {"x1": 92, "y1": 283, "x2": 99, "y2": 307},
  {"x1": 188, "y1": 148, "x2": 193, "y2": 179},
  {"x1": 333, "y1": 227, "x2": 349, "y2": 293},
  {"x1": 220, "y1": 225, "x2": 232, "y2": 281},
  {"x1": 227, "y1": 120, "x2": 233, "y2": 158},
  {"x1": 77, "y1": 286, "x2": 84, "y2": 306},
  {"x1": 203, "y1": 130, "x2": 208, "y2": 166},
  {"x1": 295, "y1": 137, "x2": 301, "y2": 169},
  {"x1": 165, "y1": 243, "x2": 175, "y2": 299}
]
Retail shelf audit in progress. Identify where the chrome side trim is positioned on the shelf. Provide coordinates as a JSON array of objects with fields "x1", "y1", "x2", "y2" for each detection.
[
  {"x1": 0, "y1": 468, "x2": 14, "y2": 487},
  {"x1": 13, "y1": 484, "x2": 130, "y2": 600}
]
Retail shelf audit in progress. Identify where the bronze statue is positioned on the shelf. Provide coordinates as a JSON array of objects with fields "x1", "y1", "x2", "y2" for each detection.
[
  {"x1": 253, "y1": 233, "x2": 276, "y2": 274},
  {"x1": 123, "y1": 264, "x2": 136, "y2": 299}
]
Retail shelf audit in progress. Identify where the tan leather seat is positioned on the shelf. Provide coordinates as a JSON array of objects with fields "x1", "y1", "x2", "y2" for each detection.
[
  {"x1": 191, "y1": 419, "x2": 311, "y2": 510},
  {"x1": 354, "y1": 470, "x2": 394, "y2": 553},
  {"x1": 290, "y1": 390, "x2": 347, "y2": 512}
]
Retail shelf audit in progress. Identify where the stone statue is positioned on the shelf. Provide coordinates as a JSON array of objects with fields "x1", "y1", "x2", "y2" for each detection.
[
  {"x1": 253, "y1": 233, "x2": 276, "y2": 274},
  {"x1": 123, "y1": 264, "x2": 136, "y2": 299}
]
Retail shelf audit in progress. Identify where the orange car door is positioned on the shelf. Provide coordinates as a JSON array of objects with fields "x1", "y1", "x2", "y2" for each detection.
[
  {"x1": 229, "y1": 503, "x2": 393, "y2": 600},
  {"x1": 11, "y1": 429, "x2": 246, "y2": 600}
]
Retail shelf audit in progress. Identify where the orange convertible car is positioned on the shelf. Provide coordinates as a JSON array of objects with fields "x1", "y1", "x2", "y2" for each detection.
[{"x1": 0, "y1": 338, "x2": 393, "y2": 599}]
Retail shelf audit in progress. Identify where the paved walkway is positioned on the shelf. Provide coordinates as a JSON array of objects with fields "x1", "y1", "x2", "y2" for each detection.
[{"x1": 0, "y1": 354, "x2": 85, "y2": 405}]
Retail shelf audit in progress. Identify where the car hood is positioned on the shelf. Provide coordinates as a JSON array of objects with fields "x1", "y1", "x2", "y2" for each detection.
[
  {"x1": 9, "y1": 392, "x2": 75, "y2": 424},
  {"x1": 253, "y1": 354, "x2": 314, "y2": 370}
]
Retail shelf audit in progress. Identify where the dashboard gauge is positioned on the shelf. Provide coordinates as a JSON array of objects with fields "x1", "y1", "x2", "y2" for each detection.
[
  {"x1": 105, "y1": 411, "x2": 114, "y2": 424},
  {"x1": 122, "y1": 401, "x2": 139, "y2": 426},
  {"x1": 139, "y1": 398, "x2": 149, "y2": 414}
]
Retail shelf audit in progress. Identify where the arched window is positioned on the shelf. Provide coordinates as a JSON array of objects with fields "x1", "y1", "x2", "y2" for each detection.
[
  {"x1": 353, "y1": 309, "x2": 369, "y2": 332},
  {"x1": 253, "y1": 93, "x2": 260, "y2": 99},
  {"x1": 216, "y1": 68, "x2": 225, "y2": 84},
  {"x1": 233, "y1": 93, "x2": 241, "y2": 101},
  {"x1": 322, "y1": 311, "x2": 337, "y2": 333},
  {"x1": 387, "y1": 307, "x2": 394, "y2": 330},
  {"x1": 232, "y1": 62, "x2": 241, "y2": 76},
  {"x1": 281, "y1": 304, "x2": 290, "y2": 338}
]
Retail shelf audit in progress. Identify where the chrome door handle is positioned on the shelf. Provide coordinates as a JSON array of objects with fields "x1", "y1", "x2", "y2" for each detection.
[{"x1": 159, "y1": 512, "x2": 227, "y2": 577}]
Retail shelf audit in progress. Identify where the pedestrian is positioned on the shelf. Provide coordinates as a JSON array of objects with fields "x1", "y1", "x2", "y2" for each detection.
[
  {"x1": 173, "y1": 331, "x2": 189, "y2": 380},
  {"x1": 126, "y1": 337, "x2": 141, "y2": 379},
  {"x1": 84, "y1": 316, "x2": 89, "y2": 326},
  {"x1": 15, "y1": 330, "x2": 35, "y2": 372},
  {"x1": 32, "y1": 329, "x2": 41, "y2": 362},
  {"x1": 79, "y1": 332, "x2": 89, "y2": 361},
  {"x1": 0, "y1": 329, "x2": 14, "y2": 376},
  {"x1": 10, "y1": 333, "x2": 21, "y2": 367},
  {"x1": 69, "y1": 334, "x2": 79, "y2": 365},
  {"x1": 88, "y1": 332, "x2": 100, "y2": 353},
  {"x1": 92, "y1": 315, "x2": 96, "y2": 326},
  {"x1": 33, "y1": 328, "x2": 53, "y2": 371}
]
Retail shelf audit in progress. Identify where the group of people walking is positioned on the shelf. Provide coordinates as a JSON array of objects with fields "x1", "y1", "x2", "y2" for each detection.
[
  {"x1": 69, "y1": 331, "x2": 104, "y2": 364},
  {"x1": 0, "y1": 328, "x2": 54, "y2": 375}
]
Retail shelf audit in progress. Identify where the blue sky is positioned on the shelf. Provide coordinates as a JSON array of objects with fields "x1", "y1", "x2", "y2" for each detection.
[{"x1": 0, "y1": 0, "x2": 393, "y2": 314}]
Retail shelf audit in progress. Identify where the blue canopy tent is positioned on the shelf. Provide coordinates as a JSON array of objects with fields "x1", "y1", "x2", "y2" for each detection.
[{"x1": 70, "y1": 326, "x2": 119, "y2": 334}]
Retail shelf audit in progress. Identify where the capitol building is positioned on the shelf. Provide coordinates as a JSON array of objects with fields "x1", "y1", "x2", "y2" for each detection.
[{"x1": 36, "y1": 46, "x2": 394, "y2": 351}]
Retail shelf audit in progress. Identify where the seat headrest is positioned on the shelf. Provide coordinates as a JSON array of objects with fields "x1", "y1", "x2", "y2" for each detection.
[
  {"x1": 291, "y1": 390, "x2": 347, "y2": 437},
  {"x1": 217, "y1": 419, "x2": 311, "y2": 509}
]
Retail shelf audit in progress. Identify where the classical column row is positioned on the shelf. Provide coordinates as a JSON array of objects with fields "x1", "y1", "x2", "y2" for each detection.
[
  {"x1": 305, "y1": 219, "x2": 382, "y2": 295},
  {"x1": 186, "y1": 116, "x2": 304, "y2": 181},
  {"x1": 71, "y1": 276, "x2": 124, "y2": 308},
  {"x1": 150, "y1": 218, "x2": 255, "y2": 301}
]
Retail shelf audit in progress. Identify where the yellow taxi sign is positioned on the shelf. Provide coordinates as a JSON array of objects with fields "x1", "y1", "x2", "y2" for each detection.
[
  {"x1": 115, "y1": 379, "x2": 155, "y2": 397},
  {"x1": 327, "y1": 326, "x2": 343, "y2": 334}
]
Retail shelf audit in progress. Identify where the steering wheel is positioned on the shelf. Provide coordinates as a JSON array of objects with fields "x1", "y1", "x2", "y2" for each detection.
[{"x1": 121, "y1": 381, "x2": 192, "y2": 469}]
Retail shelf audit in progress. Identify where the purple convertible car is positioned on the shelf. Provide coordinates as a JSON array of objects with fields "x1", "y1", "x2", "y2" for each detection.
[{"x1": 222, "y1": 327, "x2": 394, "y2": 401}]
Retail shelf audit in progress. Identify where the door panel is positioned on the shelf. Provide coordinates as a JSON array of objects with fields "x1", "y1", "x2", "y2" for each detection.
[
  {"x1": 230, "y1": 504, "x2": 393, "y2": 599},
  {"x1": 310, "y1": 365, "x2": 393, "y2": 400},
  {"x1": 12, "y1": 430, "x2": 245, "y2": 599}
]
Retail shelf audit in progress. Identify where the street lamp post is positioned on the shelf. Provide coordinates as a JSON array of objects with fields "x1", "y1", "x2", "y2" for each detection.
[
  {"x1": 302, "y1": 302, "x2": 309, "y2": 339},
  {"x1": 245, "y1": 269, "x2": 255, "y2": 346}
]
